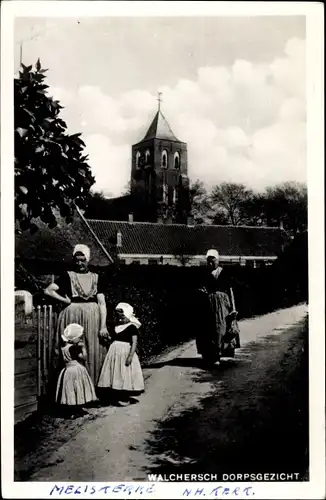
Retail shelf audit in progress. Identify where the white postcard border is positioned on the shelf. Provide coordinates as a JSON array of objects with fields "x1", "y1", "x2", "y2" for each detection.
[{"x1": 1, "y1": 2, "x2": 324, "y2": 499}]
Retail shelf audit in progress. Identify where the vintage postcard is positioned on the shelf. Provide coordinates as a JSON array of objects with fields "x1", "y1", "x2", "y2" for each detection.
[{"x1": 1, "y1": 1, "x2": 324, "y2": 499}]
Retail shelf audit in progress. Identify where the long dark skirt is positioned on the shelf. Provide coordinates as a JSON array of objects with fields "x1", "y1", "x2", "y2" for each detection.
[{"x1": 196, "y1": 291, "x2": 231, "y2": 363}]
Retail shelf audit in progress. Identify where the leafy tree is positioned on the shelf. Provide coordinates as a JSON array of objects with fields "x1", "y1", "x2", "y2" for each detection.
[
  {"x1": 210, "y1": 182, "x2": 254, "y2": 225},
  {"x1": 15, "y1": 60, "x2": 95, "y2": 233},
  {"x1": 209, "y1": 208, "x2": 230, "y2": 225},
  {"x1": 189, "y1": 179, "x2": 212, "y2": 224},
  {"x1": 241, "y1": 193, "x2": 268, "y2": 226},
  {"x1": 83, "y1": 191, "x2": 113, "y2": 219},
  {"x1": 242, "y1": 181, "x2": 307, "y2": 235},
  {"x1": 262, "y1": 182, "x2": 307, "y2": 235},
  {"x1": 122, "y1": 181, "x2": 131, "y2": 196}
]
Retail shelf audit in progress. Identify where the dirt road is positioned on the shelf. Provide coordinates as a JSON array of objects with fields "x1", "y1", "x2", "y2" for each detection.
[{"x1": 20, "y1": 304, "x2": 308, "y2": 481}]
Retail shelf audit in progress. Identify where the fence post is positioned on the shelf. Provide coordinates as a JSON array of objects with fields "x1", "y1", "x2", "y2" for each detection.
[
  {"x1": 48, "y1": 305, "x2": 53, "y2": 385},
  {"x1": 43, "y1": 305, "x2": 48, "y2": 394},
  {"x1": 37, "y1": 305, "x2": 42, "y2": 398}
]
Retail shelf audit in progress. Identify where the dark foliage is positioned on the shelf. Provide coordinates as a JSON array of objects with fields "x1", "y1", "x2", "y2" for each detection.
[
  {"x1": 192, "y1": 180, "x2": 307, "y2": 237},
  {"x1": 15, "y1": 61, "x2": 95, "y2": 233}
]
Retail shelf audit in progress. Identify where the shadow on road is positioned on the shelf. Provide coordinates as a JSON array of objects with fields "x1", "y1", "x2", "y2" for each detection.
[
  {"x1": 144, "y1": 357, "x2": 206, "y2": 370},
  {"x1": 143, "y1": 335, "x2": 283, "y2": 371},
  {"x1": 144, "y1": 317, "x2": 309, "y2": 480},
  {"x1": 143, "y1": 354, "x2": 252, "y2": 380},
  {"x1": 143, "y1": 356, "x2": 245, "y2": 371}
]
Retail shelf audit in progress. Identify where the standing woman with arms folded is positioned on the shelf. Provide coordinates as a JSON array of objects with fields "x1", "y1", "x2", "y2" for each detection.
[{"x1": 44, "y1": 244, "x2": 110, "y2": 386}]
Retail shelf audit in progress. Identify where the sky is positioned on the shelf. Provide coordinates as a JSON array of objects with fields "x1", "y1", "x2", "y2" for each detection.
[{"x1": 15, "y1": 16, "x2": 306, "y2": 198}]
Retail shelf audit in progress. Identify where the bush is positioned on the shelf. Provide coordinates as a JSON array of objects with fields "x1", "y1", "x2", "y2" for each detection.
[{"x1": 103, "y1": 279, "x2": 198, "y2": 362}]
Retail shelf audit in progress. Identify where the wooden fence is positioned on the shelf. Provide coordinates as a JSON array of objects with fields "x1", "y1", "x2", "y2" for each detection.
[{"x1": 15, "y1": 305, "x2": 58, "y2": 424}]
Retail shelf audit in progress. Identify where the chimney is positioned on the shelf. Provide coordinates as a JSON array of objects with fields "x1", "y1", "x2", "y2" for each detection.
[
  {"x1": 116, "y1": 231, "x2": 122, "y2": 248},
  {"x1": 128, "y1": 213, "x2": 133, "y2": 223}
]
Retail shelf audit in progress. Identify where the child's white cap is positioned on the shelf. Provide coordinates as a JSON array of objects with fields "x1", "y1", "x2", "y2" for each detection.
[
  {"x1": 116, "y1": 302, "x2": 141, "y2": 329},
  {"x1": 61, "y1": 323, "x2": 84, "y2": 343}
]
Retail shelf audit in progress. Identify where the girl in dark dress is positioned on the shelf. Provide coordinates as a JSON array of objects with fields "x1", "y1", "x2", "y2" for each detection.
[
  {"x1": 97, "y1": 302, "x2": 144, "y2": 406},
  {"x1": 196, "y1": 249, "x2": 239, "y2": 366}
]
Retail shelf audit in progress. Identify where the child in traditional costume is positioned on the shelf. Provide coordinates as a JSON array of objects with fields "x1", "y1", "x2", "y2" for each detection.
[
  {"x1": 97, "y1": 303, "x2": 144, "y2": 406},
  {"x1": 56, "y1": 323, "x2": 97, "y2": 417}
]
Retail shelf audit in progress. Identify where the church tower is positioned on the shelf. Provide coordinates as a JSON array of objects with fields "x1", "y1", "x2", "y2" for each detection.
[{"x1": 131, "y1": 96, "x2": 190, "y2": 224}]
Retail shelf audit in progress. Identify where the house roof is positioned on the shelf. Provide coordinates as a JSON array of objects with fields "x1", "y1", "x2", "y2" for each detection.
[
  {"x1": 141, "y1": 110, "x2": 181, "y2": 142},
  {"x1": 86, "y1": 219, "x2": 288, "y2": 258},
  {"x1": 15, "y1": 212, "x2": 112, "y2": 267}
]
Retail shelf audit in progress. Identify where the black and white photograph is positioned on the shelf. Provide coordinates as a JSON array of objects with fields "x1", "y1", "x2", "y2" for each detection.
[{"x1": 1, "y1": 2, "x2": 324, "y2": 499}]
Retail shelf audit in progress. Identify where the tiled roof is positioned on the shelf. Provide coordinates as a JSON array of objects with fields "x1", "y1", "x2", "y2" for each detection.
[
  {"x1": 86, "y1": 220, "x2": 288, "y2": 257},
  {"x1": 15, "y1": 212, "x2": 112, "y2": 267},
  {"x1": 141, "y1": 110, "x2": 181, "y2": 142}
]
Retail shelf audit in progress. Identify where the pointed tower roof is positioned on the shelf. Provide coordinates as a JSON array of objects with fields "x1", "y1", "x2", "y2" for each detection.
[{"x1": 142, "y1": 110, "x2": 180, "y2": 142}]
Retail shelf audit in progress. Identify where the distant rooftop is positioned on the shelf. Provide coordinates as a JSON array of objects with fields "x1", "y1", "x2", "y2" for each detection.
[{"x1": 86, "y1": 219, "x2": 288, "y2": 257}]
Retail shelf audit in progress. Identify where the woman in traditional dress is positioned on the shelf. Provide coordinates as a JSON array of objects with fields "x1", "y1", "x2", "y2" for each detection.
[
  {"x1": 45, "y1": 244, "x2": 109, "y2": 385},
  {"x1": 97, "y1": 302, "x2": 144, "y2": 407},
  {"x1": 195, "y1": 249, "x2": 239, "y2": 367}
]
